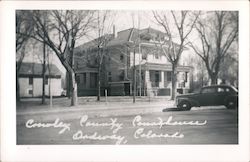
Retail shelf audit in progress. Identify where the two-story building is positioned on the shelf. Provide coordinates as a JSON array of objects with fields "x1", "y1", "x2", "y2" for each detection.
[{"x1": 74, "y1": 27, "x2": 192, "y2": 97}]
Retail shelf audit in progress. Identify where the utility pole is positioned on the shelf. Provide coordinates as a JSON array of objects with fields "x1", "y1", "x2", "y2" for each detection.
[
  {"x1": 48, "y1": 49, "x2": 53, "y2": 108},
  {"x1": 133, "y1": 47, "x2": 136, "y2": 103},
  {"x1": 42, "y1": 12, "x2": 46, "y2": 104},
  {"x1": 42, "y1": 40, "x2": 46, "y2": 104},
  {"x1": 138, "y1": 11, "x2": 141, "y2": 97}
]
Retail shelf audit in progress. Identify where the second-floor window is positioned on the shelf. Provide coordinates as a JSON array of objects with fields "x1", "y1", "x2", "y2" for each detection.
[
  {"x1": 108, "y1": 72, "x2": 112, "y2": 82},
  {"x1": 120, "y1": 54, "x2": 124, "y2": 62},
  {"x1": 29, "y1": 77, "x2": 33, "y2": 85},
  {"x1": 154, "y1": 52, "x2": 159, "y2": 59}
]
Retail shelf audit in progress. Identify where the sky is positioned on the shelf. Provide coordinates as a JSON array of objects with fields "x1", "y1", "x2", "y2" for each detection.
[
  {"x1": 21, "y1": 10, "x2": 237, "y2": 77},
  {"x1": 23, "y1": 10, "x2": 169, "y2": 74}
]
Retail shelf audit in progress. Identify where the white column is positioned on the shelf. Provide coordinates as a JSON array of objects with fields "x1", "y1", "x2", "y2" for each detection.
[
  {"x1": 159, "y1": 71, "x2": 164, "y2": 88},
  {"x1": 145, "y1": 70, "x2": 150, "y2": 88},
  {"x1": 145, "y1": 70, "x2": 151, "y2": 96}
]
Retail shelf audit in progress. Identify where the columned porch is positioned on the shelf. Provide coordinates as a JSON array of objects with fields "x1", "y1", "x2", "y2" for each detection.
[{"x1": 136, "y1": 63, "x2": 192, "y2": 97}]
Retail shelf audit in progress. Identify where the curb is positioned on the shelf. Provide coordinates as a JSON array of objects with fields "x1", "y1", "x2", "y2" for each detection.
[{"x1": 17, "y1": 102, "x2": 175, "y2": 116}]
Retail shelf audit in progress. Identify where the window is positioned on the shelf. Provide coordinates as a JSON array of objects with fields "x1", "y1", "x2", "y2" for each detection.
[
  {"x1": 82, "y1": 73, "x2": 86, "y2": 88},
  {"x1": 76, "y1": 75, "x2": 81, "y2": 84},
  {"x1": 225, "y1": 88, "x2": 231, "y2": 92},
  {"x1": 29, "y1": 77, "x2": 33, "y2": 85},
  {"x1": 155, "y1": 71, "x2": 161, "y2": 81},
  {"x1": 28, "y1": 89, "x2": 33, "y2": 95},
  {"x1": 167, "y1": 71, "x2": 172, "y2": 82},
  {"x1": 154, "y1": 52, "x2": 159, "y2": 59},
  {"x1": 120, "y1": 54, "x2": 124, "y2": 62},
  {"x1": 90, "y1": 73, "x2": 97, "y2": 88},
  {"x1": 185, "y1": 72, "x2": 188, "y2": 82},
  {"x1": 108, "y1": 72, "x2": 112, "y2": 82},
  {"x1": 119, "y1": 70, "x2": 124, "y2": 81},
  {"x1": 154, "y1": 71, "x2": 161, "y2": 87},
  {"x1": 150, "y1": 71, "x2": 161, "y2": 87},
  {"x1": 142, "y1": 53, "x2": 147, "y2": 60},
  {"x1": 202, "y1": 87, "x2": 216, "y2": 94},
  {"x1": 217, "y1": 88, "x2": 225, "y2": 93}
]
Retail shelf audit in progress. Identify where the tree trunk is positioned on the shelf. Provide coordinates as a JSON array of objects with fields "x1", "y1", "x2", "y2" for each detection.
[
  {"x1": 97, "y1": 66, "x2": 101, "y2": 101},
  {"x1": 211, "y1": 74, "x2": 218, "y2": 85},
  {"x1": 16, "y1": 71, "x2": 20, "y2": 102},
  {"x1": 66, "y1": 72, "x2": 71, "y2": 99},
  {"x1": 171, "y1": 64, "x2": 177, "y2": 100},
  {"x1": 70, "y1": 71, "x2": 78, "y2": 106}
]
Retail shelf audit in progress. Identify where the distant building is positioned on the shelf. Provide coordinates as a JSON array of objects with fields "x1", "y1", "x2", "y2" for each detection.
[
  {"x1": 74, "y1": 27, "x2": 192, "y2": 97},
  {"x1": 18, "y1": 62, "x2": 62, "y2": 97}
]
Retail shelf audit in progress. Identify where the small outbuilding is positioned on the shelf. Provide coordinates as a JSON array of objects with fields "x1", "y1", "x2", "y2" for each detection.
[{"x1": 18, "y1": 62, "x2": 62, "y2": 97}]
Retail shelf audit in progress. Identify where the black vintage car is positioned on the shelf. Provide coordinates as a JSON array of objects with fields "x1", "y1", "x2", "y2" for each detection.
[{"x1": 175, "y1": 85, "x2": 238, "y2": 111}]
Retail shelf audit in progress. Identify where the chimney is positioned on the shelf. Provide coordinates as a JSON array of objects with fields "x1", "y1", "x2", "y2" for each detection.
[{"x1": 113, "y1": 25, "x2": 117, "y2": 38}]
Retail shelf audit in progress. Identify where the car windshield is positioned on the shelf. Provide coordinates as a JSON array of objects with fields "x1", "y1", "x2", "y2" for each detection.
[{"x1": 201, "y1": 87, "x2": 216, "y2": 93}]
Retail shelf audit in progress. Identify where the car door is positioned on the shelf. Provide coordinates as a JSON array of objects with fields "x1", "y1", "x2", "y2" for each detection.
[
  {"x1": 198, "y1": 87, "x2": 217, "y2": 106},
  {"x1": 214, "y1": 87, "x2": 227, "y2": 105}
]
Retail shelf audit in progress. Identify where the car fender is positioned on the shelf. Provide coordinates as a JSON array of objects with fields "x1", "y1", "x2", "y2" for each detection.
[{"x1": 224, "y1": 95, "x2": 238, "y2": 105}]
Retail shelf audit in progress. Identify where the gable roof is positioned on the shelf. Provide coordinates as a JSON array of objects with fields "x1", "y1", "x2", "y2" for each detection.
[
  {"x1": 18, "y1": 62, "x2": 62, "y2": 77},
  {"x1": 74, "y1": 27, "x2": 168, "y2": 50},
  {"x1": 75, "y1": 34, "x2": 114, "y2": 53}
]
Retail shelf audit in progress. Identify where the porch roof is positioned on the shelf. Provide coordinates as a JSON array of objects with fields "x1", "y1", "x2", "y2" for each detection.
[{"x1": 135, "y1": 63, "x2": 192, "y2": 72}]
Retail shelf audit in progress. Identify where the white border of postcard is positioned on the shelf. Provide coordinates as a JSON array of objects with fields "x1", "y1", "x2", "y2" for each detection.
[{"x1": 0, "y1": 1, "x2": 249, "y2": 162}]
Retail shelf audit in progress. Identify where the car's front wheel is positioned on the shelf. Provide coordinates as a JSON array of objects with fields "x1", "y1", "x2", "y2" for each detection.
[
  {"x1": 178, "y1": 101, "x2": 191, "y2": 111},
  {"x1": 225, "y1": 98, "x2": 237, "y2": 109}
]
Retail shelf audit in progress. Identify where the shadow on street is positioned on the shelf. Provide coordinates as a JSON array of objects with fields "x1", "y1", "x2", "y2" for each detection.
[{"x1": 162, "y1": 107, "x2": 186, "y2": 112}]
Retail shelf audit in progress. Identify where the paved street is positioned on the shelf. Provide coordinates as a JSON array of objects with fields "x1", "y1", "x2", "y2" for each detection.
[{"x1": 17, "y1": 102, "x2": 238, "y2": 145}]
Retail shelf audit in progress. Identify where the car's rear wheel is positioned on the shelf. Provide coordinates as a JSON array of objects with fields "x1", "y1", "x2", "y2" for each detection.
[
  {"x1": 178, "y1": 101, "x2": 191, "y2": 111},
  {"x1": 225, "y1": 98, "x2": 237, "y2": 109}
]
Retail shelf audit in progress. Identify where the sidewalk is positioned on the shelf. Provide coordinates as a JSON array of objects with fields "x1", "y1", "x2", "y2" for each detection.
[{"x1": 17, "y1": 96, "x2": 175, "y2": 116}]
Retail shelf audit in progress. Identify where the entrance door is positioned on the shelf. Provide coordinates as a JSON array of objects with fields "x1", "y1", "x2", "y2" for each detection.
[
  {"x1": 124, "y1": 83, "x2": 130, "y2": 96},
  {"x1": 155, "y1": 71, "x2": 160, "y2": 87}
]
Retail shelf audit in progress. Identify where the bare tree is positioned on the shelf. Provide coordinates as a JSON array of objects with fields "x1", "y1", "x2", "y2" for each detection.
[
  {"x1": 93, "y1": 11, "x2": 116, "y2": 101},
  {"x1": 219, "y1": 46, "x2": 238, "y2": 86},
  {"x1": 21, "y1": 10, "x2": 95, "y2": 106},
  {"x1": 186, "y1": 55, "x2": 209, "y2": 91},
  {"x1": 153, "y1": 11, "x2": 199, "y2": 100},
  {"x1": 189, "y1": 11, "x2": 238, "y2": 85},
  {"x1": 16, "y1": 10, "x2": 34, "y2": 101}
]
